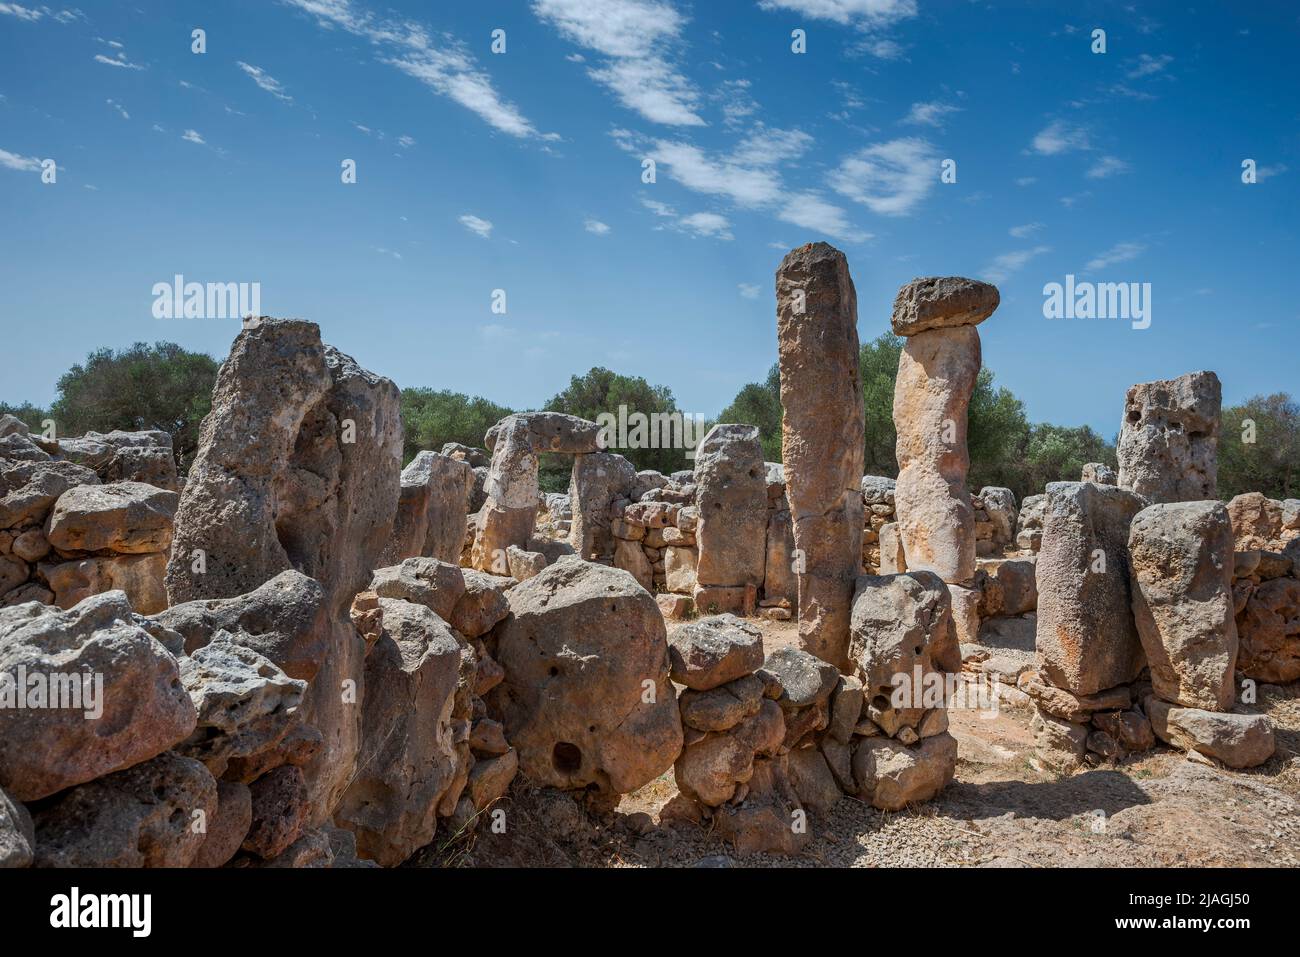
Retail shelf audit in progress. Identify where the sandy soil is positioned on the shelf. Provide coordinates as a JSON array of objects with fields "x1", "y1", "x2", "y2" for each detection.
[{"x1": 423, "y1": 619, "x2": 1300, "y2": 868}]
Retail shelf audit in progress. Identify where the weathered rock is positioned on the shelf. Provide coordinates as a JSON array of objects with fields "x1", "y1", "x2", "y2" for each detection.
[
  {"x1": 32, "y1": 753, "x2": 217, "y2": 867},
  {"x1": 852, "y1": 732, "x2": 957, "y2": 810},
  {"x1": 674, "y1": 699, "x2": 783, "y2": 806},
  {"x1": 191, "y1": 780, "x2": 253, "y2": 868},
  {"x1": 472, "y1": 413, "x2": 599, "y2": 571},
  {"x1": 763, "y1": 505, "x2": 797, "y2": 606},
  {"x1": 1145, "y1": 697, "x2": 1275, "y2": 768},
  {"x1": 1035, "y1": 481, "x2": 1147, "y2": 696},
  {"x1": 890, "y1": 276, "x2": 999, "y2": 336},
  {"x1": 335, "y1": 598, "x2": 470, "y2": 866},
  {"x1": 849, "y1": 571, "x2": 957, "y2": 698},
  {"x1": 775, "y1": 242, "x2": 866, "y2": 668},
  {"x1": 976, "y1": 556, "x2": 1038, "y2": 616},
  {"x1": 693, "y1": 424, "x2": 767, "y2": 591},
  {"x1": 893, "y1": 324, "x2": 982, "y2": 583},
  {"x1": 678, "y1": 674, "x2": 765, "y2": 732},
  {"x1": 948, "y1": 583, "x2": 980, "y2": 648},
  {"x1": 1227, "y1": 492, "x2": 1285, "y2": 551},
  {"x1": 978, "y1": 487, "x2": 1018, "y2": 545},
  {"x1": 1091, "y1": 709, "x2": 1155, "y2": 752},
  {"x1": 42, "y1": 552, "x2": 168, "y2": 613},
  {"x1": 1081, "y1": 462, "x2": 1117, "y2": 485},
  {"x1": 0, "y1": 457, "x2": 98, "y2": 530},
  {"x1": 10, "y1": 528, "x2": 49, "y2": 563},
  {"x1": 664, "y1": 545, "x2": 697, "y2": 594},
  {"x1": 177, "y1": 631, "x2": 307, "y2": 778},
  {"x1": 1023, "y1": 677, "x2": 1131, "y2": 723},
  {"x1": 711, "y1": 754, "x2": 808, "y2": 855},
  {"x1": 668, "y1": 613, "x2": 764, "y2": 691},
  {"x1": 613, "y1": 537, "x2": 653, "y2": 591},
  {"x1": 384, "y1": 451, "x2": 473, "y2": 566},
  {"x1": 1128, "y1": 501, "x2": 1237, "y2": 710},
  {"x1": 1236, "y1": 577, "x2": 1300, "y2": 683},
  {"x1": 569, "y1": 452, "x2": 637, "y2": 562},
  {"x1": 56, "y1": 429, "x2": 180, "y2": 491},
  {"x1": 878, "y1": 521, "x2": 906, "y2": 573},
  {"x1": 760, "y1": 646, "x2": 839, "y2": 712},
  {"x1": 243, "y1": 764, "x2": 308, "y2": 859},
  {"x1": 448, "y1": 570, "x2": 511, "y2": 638},
  {"x1": 489, "y1": 560, "x2": 682, "y2": 794},
  {"x1": 0, "y1": 592, "x2": 196, "y2": 801},
  {"x1": 1117, "y1": 371, "x2": 1220, "y2": 503},
  {"x1": 369, "y1": 558, "x2": 465, "y2": 622},
  {"x1": 0, "y1": 785, "x2": 33, "y2": 868},
  {"x1": 787, "y1": 745, "x2": 842, "y2": 814},
  {"x1": 44, "y1": 481, "x2": 177, "y2": 555},
  {"x1": 506, "y1": 545, "x2": 547, "y2": 581},
  {"x1": 468, "y1": 750, "x2": 518, "y2": 811},
  {"x1": 1030, "y1": 710, "x2": 1089, "y2": 772}
]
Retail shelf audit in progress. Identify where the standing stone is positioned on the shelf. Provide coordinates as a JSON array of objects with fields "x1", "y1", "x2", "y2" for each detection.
[
  {"x1": 1128, "y1": 501, "x2": 1237, "y2": 710},
  {"x1": 471, "y1": 413, "x2": 599, "y2": 572},
  {"x1": 693, "y1": 425, "x2": 767, "y2": 592},
  {"x1": 569, "y1": 452, "x2": 637, "y2": 562},
  {"x1": 891, "y1": 277, "x2": 997, "y2": 585},
  {"x1": 383, "y1": 451, "x2": 473, "y2": 566},
  {"x1": 775, "y1": 243, "x2": 865, "y2": 668},
  {"x1": 1035, "y1": 481, "x2": 1147, "y2": 695},
  {"x1": 878, "y1": 522, "x2": 906, "y2": 573},
  {"x1": 1117, "y1": 371, "x2": 1220, "y2": 503}
]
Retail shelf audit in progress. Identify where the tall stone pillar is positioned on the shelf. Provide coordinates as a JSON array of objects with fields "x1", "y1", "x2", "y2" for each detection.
[
  {"x1": 692, "y1": 424, "x2": 767, "y2": 615},
  {"x1": 775, "y1": 243, "x2": 865, "y2": 670},
  {"x1": 890, "y1": 277, "x2": 999, "y2": 585}
]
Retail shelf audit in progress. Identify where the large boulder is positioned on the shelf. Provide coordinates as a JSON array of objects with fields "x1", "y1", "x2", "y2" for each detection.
[
  {"x1": 55, "y1": 429, "x2": 179, "y2": 491},
  {"x1": 335, "y1": 598, "x2": 472, "y2": 866},
  {"x1": 0, "y1": 592, "x2": 196, "y2": 801},
  {"x1": 890, "y1": 277, "x2": 999, "y2": 336},
  {"x1": 1035, "y1": 482, "x2": 1147, "y2": 695},
  {"x1": 488, "y1": 559, "x2": 682, "y2": 794},
  {"x1": 42, "y1": 552, "x2": 168, "y2": 613},
  {"x1": 368, "y1": 558, "x2": 465, "y2": 622},
  {"x1": 31, "y1": 753, "x2": 217, "y2": 867},
  {"x1": 0, "y1": 457, "x2": 99, "y2": 530},
  {"x1": 667, "y1": 614, "x2": 764, "y2": 691},
  {"x1": 849, "y1": 570, "x2": 959, "y2": 698},
  {"x1": 775, "y1": 243, "x2": 866, "y2": 669},
  {"x1": 1226, "y1": 492, "x2": 1285, "y2": 551},
  {"x1": 1145, "y1": 697, "x2": 1274, "y2": 769},
  {"x1": 44, "y1": 481, "x2": 177, "y2": 554},
  {"x1": 383, "y1": 451, "x2": 473, "y2": 566},
  {"x1": 1235, "y1": 576, "x2": 1300, "y2": 683},
  {"x1": 1116, "y1": 371, "x2": 1220, "y2": 503},
  {"x1": 852, "y1": 732, "x2": 958, "y2": 810},
  {"x1": 1128, "y1": 501, "x2": 1237, "y2": 710},
  {"x1": 0, "y1": 785, "x2": 34, "y2": 868},
  {"x1": 693, "y1": 424, "x2": 768, "y2": 591}
]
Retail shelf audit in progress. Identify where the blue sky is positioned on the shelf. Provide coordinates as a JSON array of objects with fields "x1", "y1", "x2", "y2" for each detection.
[{"x1": 1, "y1": 0, "x2": 1296, "y2": 440}]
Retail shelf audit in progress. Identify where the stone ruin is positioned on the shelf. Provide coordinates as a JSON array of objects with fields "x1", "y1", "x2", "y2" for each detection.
[{"x1": 1, "y1": 250, "x2": 1297, "y2": 869}]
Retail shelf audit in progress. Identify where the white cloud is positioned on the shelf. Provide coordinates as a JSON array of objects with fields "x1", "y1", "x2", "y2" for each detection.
[
  {"x1": 1126, "y1": 53, "x2": 1173, "y2": 79},
  {"x1": 857, "y1": 37, "x2": 905, "y2": 59},
  {"x1": 1009, "y1": 222, "x2": 1043, "y2": 238},
  {"x1": 458, "y1": 213, "x2": 494, "y2": 238},
  {"x1": 284, "y1": 0, "x2": 552, "y2": 140},
  {"x1": 533, "y1": 0, "x2": 703, "y2": 126},
  {"x1": 757, "y1": 0, "x2": 918, "y2": 28},
  {"x1": 237, "y1": 61, "x2": 293, "y2": 103},
  {"x1": 1030, "y1": 120, "x2": 1089, "y2": 155},
  {"x1": 0, "y1": 3, "x2": 41, "y2": 21},
  {"x1": 983, "y1": 245, "x2": 1050, "y2": 283},
  {"x1": 181, "y1": 129, "x2": 206, "y2": 145},
  {"x1": 95, "y1": 52, "x2": 145, "y2": 70},
  {"x1": 1086, "y1": 155, "x2": 1130, "y2": 179},
  {"x1": 0, "y1": 147, "x2": 43, "y2": 172},
  {"x1": 1256, "y1": 163, "x2": 1289, "y2": 181},
  {"x1": 738, "y1": 283, "x2": 761, "y2": 299},
  {"x1": 1085, "y1": 241, "x2": 1145, "y2": 271},
  {"x1": 398, "y1": 134, "x2": 415, "y2": 148},
  {"x1": 828, "y1": 136, "x2": 937, "y2": 216},
  {"x1": 1015, "y1": 176, "x2": 1037, "y2": 186},
  {"x1": 584, "y1": 218, "x2": 611, "y2": 234},
  {"x1": 778, "y1": 190, "x2": 870, "y2": 242},
  {"x1": 903, "y1": 101, "x2": 961, "y2": 127},
  {"x1": 678, "y1": 211, "x2": 733, "y2": 239},
  {"x1": 106, "y1": 99, "x2": 129, "y2": 120}
]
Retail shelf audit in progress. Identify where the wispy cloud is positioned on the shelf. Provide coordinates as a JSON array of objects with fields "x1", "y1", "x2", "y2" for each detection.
[
  {"x1": 181, "y1": 129, "x2": 206, "y2": 145},
  {"x1": 1086, "y1": 241, "x2": 1146, "y2": 270},
  {"x1": 106, "y1": 99, "x2": 129, "y2": 120},
  {"x1": 1030, "y1": 119, "x2": 1090, "y2": 155},
  {"x1": 584, "y1": 218, "x2": 611, "y2": 235},
  {"x1": 0, "y1": 146, "x2": 43, "y2": 172},
  {"x1": 738, "y1": 283, "x2": 761, "y2": 299},
  {"x1": 638, "y1": 197, "x2": 733, "y2": 241},
  {"x1": 1256, "y1": 163, "x2": 1289, "y2": 181},
  {"x1": 778, "y1": 190, "x2": 870, "y2": 242},
  {"x1": 757, "y1": 0, "x2": 918, "y2": 28},
  {"x1": 284, "y1": 0, "x2": 554, "y2": 140},
  {"x1": 458, "y1": 213, "x2": 494, "y2": 238},
  {"x1": 1009, "y1": 222, "x2": 1043, "y2": 238},
  {"x1": 237, "y1": 61, "x2": 293, "y2": 103},
  {"x1": 1126, "y1": 53, "x2": 1173, "y2": 79},
  {"x1": 827, "y1": 136, "x2": 937, "y2": 216},
  {"x1": 532, "y1": 0, "x2": 703, "y2": 126},
  {"x1": 903, "y1": 101, "x2": 961, "y2": 127},
  {"x1": 95, "y1": 51, "x2": 145, "y2": 70},
  {"x1": 0, "y1": 3, "x2": 42, "y2": 21},
  {"x1": 1086, "y1": 155, "x2": 1130, "y2": 179},
  {"x1": 983, "y1": 245, "x2": 1050, "y2": 283}
]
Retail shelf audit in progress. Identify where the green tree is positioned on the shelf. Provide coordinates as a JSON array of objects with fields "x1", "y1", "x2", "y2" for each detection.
[
  {"x1": 967, "y1": 369, "x2": 1031, "y2": 493},
  {"x1": 400, "y1": 387, "x2": 513, "y2": 465},
  {"x1": 1017, "y1": 423, "x2": 1117, "y2": 500},
  {"x1": 718, "y1": 364, "x2": 783, "y2": 462},
  {"x1": 47, "y1": 342, "x2": 219, "y2": 470},
  {"x1": 859, "y1": 333, "x2": 904, "y2": 476},
  {"x1": 542, "y1": 367, "x2": 690, "y2": 489},
  {"x1": 1218, "y1": 393, "x2": 1300, "y2": 500}
]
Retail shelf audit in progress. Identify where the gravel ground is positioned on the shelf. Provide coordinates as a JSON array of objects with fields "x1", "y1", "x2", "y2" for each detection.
[{"x1": 437, "y1": 620, "x2": 1300, "y2": 868}]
